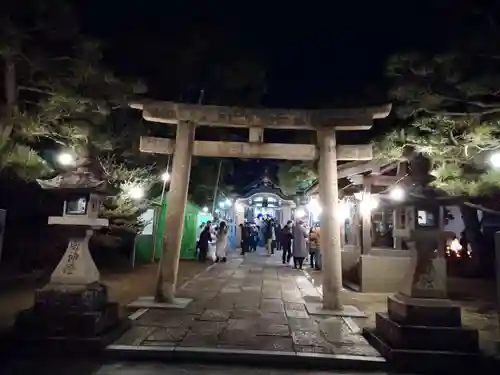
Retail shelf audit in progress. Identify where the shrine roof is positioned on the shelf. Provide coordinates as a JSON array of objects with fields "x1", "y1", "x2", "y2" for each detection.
[
  {"x1": 239, "y1": 174, "x2": 292, "y2": 201},
  {"x1": 305, "y1": 160, "x2": 399, "y2": 195},
  {"x1": 37, "y1": 169, "x2": 114, "y2": 195}
]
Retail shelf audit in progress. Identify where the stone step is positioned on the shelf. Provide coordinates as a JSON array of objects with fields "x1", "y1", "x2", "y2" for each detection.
[
  {"x1": 364, "y1": 327, "x2": 480, "y2": 373},
  {"x1": 16, "y1": 302, "x2": 120, "y2": 337},
  {"x1": 387, "y1": 294, "x2": 462, "y2": 327},
  {"x1": 375, "y1": 312, "x2": 479, "y2": 353}
]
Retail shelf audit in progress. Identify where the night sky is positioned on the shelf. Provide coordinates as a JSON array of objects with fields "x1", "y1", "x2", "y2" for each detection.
[
  {"x1": 72, "y1": 0, "x2": 476, "y2": 186},
  {"x1": 76, "y1": 1, "x2": 463, "y2": 105}
]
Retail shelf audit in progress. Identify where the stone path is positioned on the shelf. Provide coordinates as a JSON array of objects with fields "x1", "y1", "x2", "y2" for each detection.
[
  {"x1": 108, "y1": 250, "x2": 383, "y2": 368},
  {"x1": 94, "y1": 362, "x2": 394, "y2": 375}
]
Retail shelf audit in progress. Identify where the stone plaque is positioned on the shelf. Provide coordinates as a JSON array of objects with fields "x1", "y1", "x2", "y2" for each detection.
[
  {"x1": 49, "y1": 233, "x2": 100, "y2": 285},
  {"x1": 62, "y1": 241, "x2": 81, "y2": 275}
]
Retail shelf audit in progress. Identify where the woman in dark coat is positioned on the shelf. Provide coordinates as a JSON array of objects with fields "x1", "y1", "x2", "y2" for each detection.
[{"x1": 197, "y1": 221, "x2": 212, "y2": 262}]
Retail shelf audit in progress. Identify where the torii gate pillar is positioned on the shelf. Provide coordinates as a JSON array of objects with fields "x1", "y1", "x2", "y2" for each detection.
[
  {"x1": 158, "y1": 120, "x2": 195, "y2": 303},
  {"x1": 317, "y1": 127, "x2": 343, "y2": 310}
]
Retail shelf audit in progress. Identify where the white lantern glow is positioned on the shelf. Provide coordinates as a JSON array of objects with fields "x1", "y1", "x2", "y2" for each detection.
[
  {"x1": 489, "y1": 152, "x2": 500, "y2": 169},
  {"x1": 295, "y1": 208, "x2": 306, "y2": 219},
  {"x1": 161, "y1": 171, "x2": 170, "y2": 182},
  {"x1": 337, "y1": 200, "x2": 351, "y2": 221},
  {"x1": 389, "y1": 186, "x2": 405, "y2": 201},
  {"x1": 57, "y1": 152, "x2": 75, "y2": 166},
  {"x1": 307, "y1": 198, "x2": 322, "y2": 220},
  {"x1": 360, "y1": 194, "x2": 379, "y2": 216},
  {"x1": 127, "y1": 186, "x2": 145, "y2": 200}
]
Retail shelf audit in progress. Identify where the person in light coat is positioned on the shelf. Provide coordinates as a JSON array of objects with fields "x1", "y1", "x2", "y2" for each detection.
[
  {"x1": 292, "y1": 218, "x2": 308, "y2": 269},
  {"x1": 309, "y1": 225, "x2": 321, "y2": 270},
  {"x1": 215, "y1": 221, "x2": 229, "y2": 262},
  {"x1": 266, "y1": 219, "x2": 276, "y2": 255}
]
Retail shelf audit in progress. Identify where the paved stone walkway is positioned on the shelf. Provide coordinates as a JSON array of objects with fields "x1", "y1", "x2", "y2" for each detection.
[
  {"x1": 95, "y1": 362, "x2": 393, "y2": 375},
  {"x1": 110, "y1": 250, "x2": 382, "y2": 362}
]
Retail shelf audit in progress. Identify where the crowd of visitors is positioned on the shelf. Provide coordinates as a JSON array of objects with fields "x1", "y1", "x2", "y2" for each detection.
[
  {"x1": 196, "y1": 214, "x2": 322, "y2": 271},
  {"x1": 239, "y1": 216, "x2": 322, "y2": 270}
]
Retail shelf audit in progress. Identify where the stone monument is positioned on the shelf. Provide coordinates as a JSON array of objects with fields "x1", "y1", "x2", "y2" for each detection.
[
  {"x1": 364, "y1": 154, "x2": 480, "y2": 372},
  {"x1": 15, "y1": 163, "x2": 128, "y2": 349}
]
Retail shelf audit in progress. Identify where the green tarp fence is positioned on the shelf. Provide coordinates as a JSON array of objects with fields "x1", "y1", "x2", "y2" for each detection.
[{"x1": 134, "y1": 198, "x2": 211, "y2": 263}]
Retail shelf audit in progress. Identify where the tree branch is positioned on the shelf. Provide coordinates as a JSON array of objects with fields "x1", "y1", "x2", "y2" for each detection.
[
  {"x1": 18, "y1": 85, "x2": 55, "y2": 95},
  {"x1": 437, "y1": 94, "x2": 500, "y2": 109},
  {"x1": 464, "y1": 201, "x2": 500, "y2": 215},
  {"x1": 425, "y1": 108, "x2": 500, "y2": 116}
]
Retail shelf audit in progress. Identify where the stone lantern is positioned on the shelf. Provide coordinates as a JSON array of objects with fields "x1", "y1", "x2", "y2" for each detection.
[
  {"x1": 365, "y1": 154, "x2": 480, "y2": 371},
  {"x1": 15, "y1": 165, "x2": 127, "y2": 347}
]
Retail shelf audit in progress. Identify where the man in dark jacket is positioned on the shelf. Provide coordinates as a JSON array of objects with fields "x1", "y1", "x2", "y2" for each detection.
[
  {"x1": 240, "y1": 223, "x2": 249, "y2": 255},
  {"x1": 274, "y1": 223, "x2": 282, "y2": 251},
  {"x1": 281, "y1": 220, "x2": 293, "y2": 264}
]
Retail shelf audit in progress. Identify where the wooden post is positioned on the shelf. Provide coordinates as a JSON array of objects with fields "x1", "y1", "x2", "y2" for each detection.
[
  {"x1": 350, "y1": 201, "x2": 361, "y2": 247},
  {"x1": 318, "y1": 127, "x2": 342, "y2": 311},
  {"x1": 157, "y1": 121, "x2": 195, "y2": 303},
  {"x1": 394, "y1": 161, "x2": 408, "y2": 249},
  {"x1": 361, "y1": 177, "x2": 372, "y2": 254},
  {"x1": 340, "y1": 219, "x2": 346, "y2": 247},
  {"x1": 211, "y1": 160, "x2": 223, "y2": 215},
  {"x1": 339, "y1": 192, "x2": 346, "y2": 246}
]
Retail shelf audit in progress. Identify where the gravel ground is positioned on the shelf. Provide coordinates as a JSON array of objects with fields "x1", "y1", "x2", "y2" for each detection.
[{"x1": 0, "y1": 260, "x2": 209, "y2": 331}]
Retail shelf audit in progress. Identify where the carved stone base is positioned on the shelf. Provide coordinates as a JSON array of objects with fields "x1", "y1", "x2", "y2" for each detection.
[
  {"x1": 34, "y1": 282, "x2": 108, "y2": 313},
  {"x1": 364, "y1": 293, "x2": 479, "y2": 372},
  {"x1": 375, "y1": 312, "x2": 478, "y2": 353},
  {"x1": 15, "y1": 282, "x2": 127, "y2": 350},
  {"x1": 388, "y1": 293, "x2": 461, "y2": 327}
]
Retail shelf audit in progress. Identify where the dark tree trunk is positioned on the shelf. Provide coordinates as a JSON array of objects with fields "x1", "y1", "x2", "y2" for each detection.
[
  {"x1": 460, "y1": 204, "x2": 492, "y2": 277},
  {"x1": 2, "y1": 51, "x2": 17, "y2": 138},
  {"x1": 0, "y1": 52, "x2": 17, "y2": 169}
]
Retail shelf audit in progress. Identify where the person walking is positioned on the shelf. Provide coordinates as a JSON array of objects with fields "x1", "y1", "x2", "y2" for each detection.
[
  {"x1": 270, "y1": 220, "x2": 277, "y2": 254},
  {"x1": 281, "y1": 220, "x2": 293, "y2": 264},
  {"x1": 197, "y1": 221, "x2": 212, "y2": 262},
  {"x1": 264, "y1": 218, "x2": 275, "y2": 255},
  {"x1": 250, "y1": 225, "x2": 259, "y2": 252},
  {"x1": 309, "y1": 225, "x2": 321, "y2": 270},
  {"x1": 215, "y1": 221, "x2": 229, "y2": 262},
  {"x1": 239, "y1": 223, "x2": 249, "y2": 255},
  {"x1": 275, "y1": 223, "x2": 282, "y2": 251},
  {"x1": 292, "y1": 218, "x2": 308, "y2": 269}
]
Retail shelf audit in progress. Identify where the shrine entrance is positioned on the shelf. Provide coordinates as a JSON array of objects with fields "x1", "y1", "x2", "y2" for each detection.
[
  {"x1": 134, "y1": 100, "x2": 391, "y2": 310},
  {"x1": 233, "y1": 173, "x2": 296, "y2": 247}
]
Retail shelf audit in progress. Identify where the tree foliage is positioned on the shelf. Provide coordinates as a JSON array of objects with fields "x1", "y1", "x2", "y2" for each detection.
[
  {"x1": 376, "y1": 14, "x2": 500, "y2": 199},
  {"x1": 0, "y1": 4, "x2": 156, "y2": 249},
  {"x1": 277, "y1": 162, "x2": 317, "y2": 196},
  {"x1": 0, "y1": 1, "x2": 273, "y2": 251}
]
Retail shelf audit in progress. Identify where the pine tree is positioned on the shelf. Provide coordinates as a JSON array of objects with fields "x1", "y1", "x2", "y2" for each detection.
[{"x1": 375, "y1": 6, "x2": 500, "y2": 274}]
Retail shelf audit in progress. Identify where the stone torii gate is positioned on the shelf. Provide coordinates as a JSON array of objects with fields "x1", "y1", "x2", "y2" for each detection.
[{"x1": 133, "y1": 101, "x2": 391, "y2": 311}]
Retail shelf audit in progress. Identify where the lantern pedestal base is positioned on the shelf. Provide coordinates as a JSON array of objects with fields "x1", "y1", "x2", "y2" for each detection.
[
  {"x1": 364, "y1": 293, "x2": 479, "y2": 372},
  {"x1": 14, "y1": 282, "x2": 128, "y2": 352}
]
